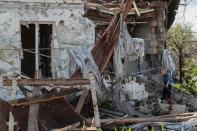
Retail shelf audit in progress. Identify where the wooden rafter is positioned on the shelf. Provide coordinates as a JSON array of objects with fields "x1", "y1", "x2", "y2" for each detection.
[
  {"x1": 91, "y1": 0, "x2": 133, "y2": 73},
  {"x1": 71, "y1": 0, "x2": 133, "y2": 78},
  {"x1": 2, "y1": 79, "x2": 90, "y2": 86},
  {"x1": 9, "y1": 88, "x2": 81, "y2": 107}
]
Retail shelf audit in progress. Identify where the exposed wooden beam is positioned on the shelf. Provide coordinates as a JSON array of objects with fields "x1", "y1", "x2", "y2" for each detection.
[
  {"x1": 101, "y1": 112, "x2": 197, "y2": 127},
  {"x1": 8, "y1": 79, "x2": 17, "y2": 131},
  {"x1": 53, "y1": 127, "x2": 97, "y2": 131},
  {"x1": 168, "y1": 0, "x2": 173, "y2": 6},
  {"x1": 72, "y1": 0, "x2": 133, "y2": 77},
  {"x1": 91, "y1": 0, "x2": 133, "y2": 73},
  {"x1": 89, "y1": 73, "x2": 100, "y2": 128},
  {"x1": 75, "y1": 88, "x2": 90, "y2": 114},
  {"x1": 9, "y1": 88, "x2": 81, "y2": 107},
  {"x1": 2, "y1": 79, "x2": 90, "y2": 86},
  {"x1": 133, "y1": 1, "x2": 140, "y2": 16}
]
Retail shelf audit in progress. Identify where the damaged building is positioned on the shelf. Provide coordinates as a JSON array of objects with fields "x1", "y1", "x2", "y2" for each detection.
[{"x1": 0, "y1": 0, "x2": 197, "y2": 131}]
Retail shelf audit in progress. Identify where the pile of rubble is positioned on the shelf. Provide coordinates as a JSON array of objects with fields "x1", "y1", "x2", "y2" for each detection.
[{"x1": 99, "y1": 74, "x2": 197, "y2": 130}]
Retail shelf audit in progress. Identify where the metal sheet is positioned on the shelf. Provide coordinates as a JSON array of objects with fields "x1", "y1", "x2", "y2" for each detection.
[{"x1": 12, "y1": 98, "x2": 84, "y2": 131}]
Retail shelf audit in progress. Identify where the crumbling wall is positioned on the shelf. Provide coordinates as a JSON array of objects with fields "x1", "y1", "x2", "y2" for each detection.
[
  {"x1": 0, "y1": 2, "x2": 95, "y2": 100},
  {"x1": 131, "y1": 1, "x2": 167, "y2": 73},
  {"x1": 132, "y1": 21, "x2": 163, "y2": 72},
  {"x1": 0, "y1": 2, "x2": 95, "y2": 77},
  {"x1": 122, "y1": 3, "x2": 167, "y2": 75}
]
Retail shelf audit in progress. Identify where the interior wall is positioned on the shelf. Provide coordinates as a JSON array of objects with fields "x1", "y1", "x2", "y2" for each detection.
[
  {"x1": 123, "y1": 59, "x2": 139, "y2": 75},
  {"x1": 130, "y1": 19, "x2": 163, "y2": 73},
  {"x1": 121, "y1": 23, "x2": 150, "y2": 75}
]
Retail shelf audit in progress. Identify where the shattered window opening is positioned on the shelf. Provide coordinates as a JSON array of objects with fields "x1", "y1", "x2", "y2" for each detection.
[
  {"x1": 21, "y1": 24, "x2": 36, "y2": 78},
  {"x1": 21, "y1": 23, "x2": 52, "y2": 78},
  {"x1": 39, "y1": 24, "x2": 52, "y2": 78}
]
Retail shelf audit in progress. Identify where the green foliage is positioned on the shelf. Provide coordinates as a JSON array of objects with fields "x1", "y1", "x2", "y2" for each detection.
[
  {"x1": 167, "y1": 23, "x2": 197, "y2": 95},
  {"x1": 183, "y1": 64, "x2": 197, "y2": 95},
  {"x1": 173, "y1": 61, "x2": 197, "y2": 95},
  {"x1": 167, "y1": 23, "x2": 193, "y2": 51}
]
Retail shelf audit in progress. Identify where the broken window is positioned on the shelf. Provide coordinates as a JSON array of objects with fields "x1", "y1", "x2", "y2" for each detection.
[
  {"x1": 21, "y1": 23, "x2": 52, "y2": 78},
  {"x1": 21, "y1": 24, "x2": 36, "y2": 78},
  {"x1": 39, "y1": 24, "x2": 52, "y2": 78}
]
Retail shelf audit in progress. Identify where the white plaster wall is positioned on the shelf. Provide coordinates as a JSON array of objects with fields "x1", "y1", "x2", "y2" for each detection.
[{"x1": 0, "y1": 2, "x2": 95, "y2": 78}]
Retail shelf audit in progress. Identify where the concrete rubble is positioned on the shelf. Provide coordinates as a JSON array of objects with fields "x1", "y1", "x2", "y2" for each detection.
[{"x1": 0, "y1": 0, "x2": 196, "y2": 131}]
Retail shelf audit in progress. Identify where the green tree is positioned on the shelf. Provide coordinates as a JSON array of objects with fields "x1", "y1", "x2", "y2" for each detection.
[
  {"x1": 167, "y1": 23, "x2": 193, "y2": 84},
  {"x1": 167, "y1": 23, "x2": 197, "y2": 94},
  {"x1": 184, "y1": 63, "x2": 197, "y2": 94}
]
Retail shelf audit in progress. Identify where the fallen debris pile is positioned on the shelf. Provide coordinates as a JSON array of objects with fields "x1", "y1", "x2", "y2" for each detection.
[{"x1": 98, "y1": 77, "x2": 197, "y2": 130}]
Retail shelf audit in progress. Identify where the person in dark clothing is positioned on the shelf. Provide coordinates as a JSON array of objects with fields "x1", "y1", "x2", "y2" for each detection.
[
  {"x1": 163, "y1": 72, "x2": 170, "y2": 86},
  {"x1": 161, "y1": 68, "x2": 173, "y2": 111},
  {"x1": 162, "y1": 84, "x2": 172, "y2": 98}
]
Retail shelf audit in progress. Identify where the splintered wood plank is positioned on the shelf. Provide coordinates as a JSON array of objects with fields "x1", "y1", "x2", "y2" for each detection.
[
  {"x1": 89, "y1": 73, "x2": 100, "y2": 128},
  {"x1": 52, "y1": 122, "x2": 80, "y2": 131},
  {"x1": 71, "y1": 0, "x2": 133, "y2": 77},
  {"x1": 75, "y1": 88, "x2": 90, "y2": 114},
  {"x1": 99, "y1": 20, "x2": 120, "y2": 72},
  {"x1": 8, "y1": 79, "x2": 17, "y2": 131},
  {"x1": 93, "y1": 0, "x2": 133, "y2": 73}
]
